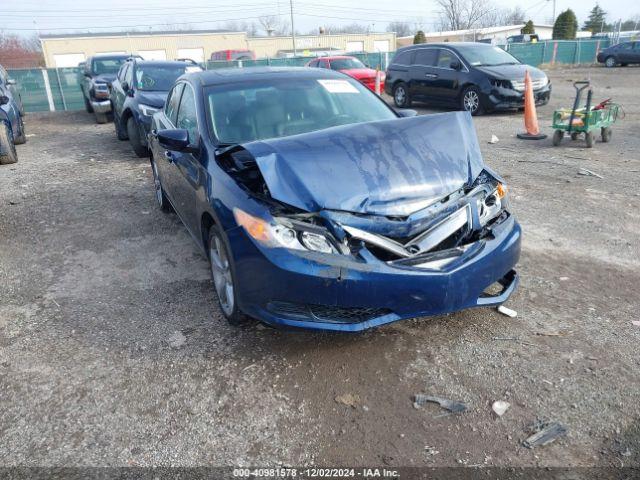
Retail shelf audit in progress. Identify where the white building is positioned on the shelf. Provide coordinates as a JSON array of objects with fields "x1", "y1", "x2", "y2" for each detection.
[{"x1": 397, "y1": 24, "x2": 555, "y2": 47}]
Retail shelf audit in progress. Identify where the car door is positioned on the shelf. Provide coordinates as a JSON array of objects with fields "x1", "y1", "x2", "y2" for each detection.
[
  {"x1": 617, "y1": 42, "x2": 634, "y2": 63},
  {"x1": 111, "y1": 63, "x2": 128, "y2": 118},
  {"x1": 631, "y1": 42, "x2": 640, "y2": 64},
  {"x1": 431, "y1": 48, "x2": 464, "y2": 105},
  {"x1": 153, "y1": 82, "x2": 184, "y2": 207},
  {"x1": 167, "y1": 83, "x2": 201, "y2": 234},
  {"x1": 407, "y1": 48, "x2": 438, "y2": 101}
]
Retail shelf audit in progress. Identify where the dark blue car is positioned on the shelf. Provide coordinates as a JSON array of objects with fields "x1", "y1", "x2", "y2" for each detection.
[
  {"x1": 0, "y1": 65, "x2": 26, "y2": 165},
  {"x1": 111, "y1": 59, "x2": 201, "y2": 156},
  {"x1": 148, "y1": 67, "x2": 521, "y2": 332}
]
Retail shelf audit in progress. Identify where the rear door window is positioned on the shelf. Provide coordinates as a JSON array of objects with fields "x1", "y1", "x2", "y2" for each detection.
[
  {"x1": 391, "y1": 50, "x2": 413, "y2": 66},
  {"x1": 176, "y1": 85, "x2": 199, "y2": 143},
  {"x1": 413, "y1": 49, "x2": 437, "y2": 66},
  {"x1": 436, "y1": 49, "x2": 455, "y2": 68}
]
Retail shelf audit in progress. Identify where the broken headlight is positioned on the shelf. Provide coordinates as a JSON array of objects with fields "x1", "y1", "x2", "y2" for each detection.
[
  {"x1": 233, "y1": 208, "x2": 340, "y2": 254},
  {"x1": 469, "y1": 174, "x2": 509, "y2": 226}
]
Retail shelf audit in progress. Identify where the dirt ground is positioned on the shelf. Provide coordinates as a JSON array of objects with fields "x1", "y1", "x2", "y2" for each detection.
[{"x1": 1, "y1": 65, "x2": 639, "y2": 470}]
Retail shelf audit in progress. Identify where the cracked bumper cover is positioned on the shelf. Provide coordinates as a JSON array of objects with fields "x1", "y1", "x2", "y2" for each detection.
[{"x1": 228, "y1": 213, "x2": 521, "y2": 332}]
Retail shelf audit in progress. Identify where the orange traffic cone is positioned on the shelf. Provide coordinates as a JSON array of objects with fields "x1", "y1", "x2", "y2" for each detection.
[{"x1": 517, "y1": 70, "x2": 547, "y2": 140}]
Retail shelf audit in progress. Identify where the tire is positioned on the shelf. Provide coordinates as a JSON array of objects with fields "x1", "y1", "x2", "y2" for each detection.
[
  {"x1": 84, "y1": 95, "x2": 94, "y2": 113},
  {"x1": 114, "y1": 113, "x2": 128, "y2": 141},
  {"x1": 95, "y1": 112, "x2": 108, "y2": 124},
  {"x1": 552, "y1": 129, "x2": 563, "y2": 146},
  {"x1": 570, "y1": 132, "x2": 579, "y2": 141},
  {"x1": 601, "y1": 127, "x2": 612, "y2": 143},
  {"x1": 604, "y1": 56, "x2": 617, "y2": 68},
  {"x1": 393, "y1": 82, "x2": 411, "y2": 108},
  {"x1": 0, "y1": 123, "x2": 18, "y2": 165},
  {"x1": 13, "y1": 115, "x2": 26, "y2": 145},
  {"x1": 207, "y1": 225, "x2": 246, "y2": 325},
  {"x1": 585, "y1": 131, "x2": 594, "y2": 148},
  {"x1": 150, "y1": 156, "x2": 172, "y2": 213},
  {"x1": 127, "y1": 117, "x2": 147, "y2": 158},
  {"x1": 461, "y1": 86, "x2": 483, "y2": 116}
]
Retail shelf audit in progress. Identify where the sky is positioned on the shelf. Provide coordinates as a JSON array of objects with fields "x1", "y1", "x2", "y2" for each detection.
[{"x1": 2, "y1": 0, "x2": 638, "y2": 37}]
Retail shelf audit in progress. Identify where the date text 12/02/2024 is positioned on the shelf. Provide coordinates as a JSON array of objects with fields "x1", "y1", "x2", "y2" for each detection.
[{"x1": 233, "y1": 468, "x2": 400, "y2": 478}]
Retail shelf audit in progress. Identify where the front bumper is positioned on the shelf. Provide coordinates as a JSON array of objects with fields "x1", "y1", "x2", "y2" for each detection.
[
  {"x1": 483, "y1": 84, "x2": 551, "y2": 111},
  {"x1": 228, "y1": 213, "x2": 522, "y2": 332},
  {"x1": 90, "y1": 99, "x2": 112, "y2": 114}
]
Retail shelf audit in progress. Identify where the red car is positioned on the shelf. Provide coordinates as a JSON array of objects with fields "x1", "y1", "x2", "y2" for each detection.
[{"x1": 305, "y1": 56, "x2": 385, "y2": 92}]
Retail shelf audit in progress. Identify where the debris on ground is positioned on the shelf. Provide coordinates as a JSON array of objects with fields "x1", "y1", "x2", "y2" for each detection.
[
  {"x1": 167, "y1": 331, "x2": 186, "y2": 349},
  {"x1": 424, "y1": 446, "x2": 439, "y2": 455},
  {"x1": 488, "y1": 134, "x2": 499, "y2": 144},
  {"x1": 577, "y1": 168, "x2": 604, "y2": 179},
  {"x1": 536, "y1": 331, "x2": 566, "y2": 336},
  {"x1": 523, "y1": 421, "x2": 567, "y2": 448},
  {"x1": 632, "y1": 321, "x2": 640, "y2": 327},
  {"x1": 413, "y1": 394, "x2": 467, "y2": 414},
  {"x1": 335, "y1": 393, "x2": 360, "y2": 408},
  {"x1": 492, "y1": 400, "x2": 510, "y2": 417},
  {"x1": 497, "y1": 305, "x2": 517, "y2": 318}
]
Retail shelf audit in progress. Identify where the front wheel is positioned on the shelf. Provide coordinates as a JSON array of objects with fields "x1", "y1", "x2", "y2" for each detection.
[
  {"x1": 208, "y1": 225, "x2": 246, "y2": 325},
  {"x1": 150, "y1": 156, "x2": 172, "y2": 213},
  {"x1": 95, "y1": 112, "x2": 108, "y2": 124},
  {"x1": 0, "y1": 123, "x2": 18, "y2": 165},
  {"x1": 604, "y1": 56, "x2": 617, "y2": 68},
  {"x1": 114, "y1": 114, "x2": 128, "y2": 141},
  {"x1": 461, "y1": 86, "x2": 483, "y2": 116},
  {"x1": 127, "y1": 117, "x2": 148, "y2": 158},
  {"x1": 393, "y1": 83, "x2": 411, "y2": 108},
  {"x1": 13, "y1": 115, "x2": 26, "y2": 145},
  {"x1": 84, "y1": 95, "x2": 94, "y2": 113}
]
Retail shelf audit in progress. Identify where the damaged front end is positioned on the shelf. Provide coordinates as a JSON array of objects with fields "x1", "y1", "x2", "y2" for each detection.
[{"x1": 217, "y1": 112, "x2": 521, "y2": 330}]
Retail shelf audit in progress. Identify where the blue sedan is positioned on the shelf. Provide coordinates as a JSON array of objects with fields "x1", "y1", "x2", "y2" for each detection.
[{"x1": 148, "y1": 67, "x2": 521, "y2": 332}]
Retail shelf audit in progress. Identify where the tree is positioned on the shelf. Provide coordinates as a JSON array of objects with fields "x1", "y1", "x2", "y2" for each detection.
[
  {"x1": 553, "y1": 9, "x2": 578, "y2": 39},
  {"x1": 386, "y1": 21, "x2": 412, "y2": 37},
  {"x1": 583, "y1": 4, "x2": 607, "y2": 33},
  {"x1": 521, "y1": 20, "x2": 535, "y2": 34},
  {"x1": 502, "y1": 6, "x2": 526, "y2": 25},
  {"x1": 435, "y1": 0, "x2": 497, "y2": 31},
  {"x1": 0, "y1": 33, "x2": 44, "y2": 68},
  {"x1": 258, "y1": 15, "x2": 285, "y2": 36},
  {"x1": 413, "y1": 30, "x2": 426, "y2": 44}
]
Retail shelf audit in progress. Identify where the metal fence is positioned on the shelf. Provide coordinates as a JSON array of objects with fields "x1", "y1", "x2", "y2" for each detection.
[{"x1": 7, "y1": 42, "x2": 610, "y2": 113}]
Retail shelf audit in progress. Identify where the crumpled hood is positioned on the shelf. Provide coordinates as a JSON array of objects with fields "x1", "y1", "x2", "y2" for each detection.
[
  {"x1": 476, "y1": 64, "x2": 546, "y2": 81},
  {"x1": 241, "y1": 111, "x2": 484, "y2": 216},
  {"x1": 136, "y1": 91, "x2": 168, "y2": 108},
  {"x1": 93, "y1": 73, "x2": 117, "y2": 84}
]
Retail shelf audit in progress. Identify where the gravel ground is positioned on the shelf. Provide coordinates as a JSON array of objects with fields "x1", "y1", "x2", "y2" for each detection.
[{"x1": 1, "y1": 65, "x2": 639, "y2": 468}]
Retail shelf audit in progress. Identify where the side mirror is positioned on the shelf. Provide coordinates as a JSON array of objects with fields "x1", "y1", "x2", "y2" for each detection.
[
  {"x1": 0, "y1": 95, "x2": 9, "y2": 106},
  {"x1": 6, "y1": 78, "x2": 16, "y2": 86},
  {"x1": 158, "y1": 129, "x2": 191, "y2": 151},
  {"x1": 396, "y1": 109, "x2": 418, "y2": 118},
  {"x1": 450, "y1": 60, "x2": 462, "y2": 70}
]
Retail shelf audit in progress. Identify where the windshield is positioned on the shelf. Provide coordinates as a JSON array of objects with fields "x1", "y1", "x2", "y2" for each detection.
[
  {"x1": 206, "y1": 77, "x2": 396, "y2": 144},
  {"x1": 455, "y1": 45, "x2": 520, "y2": 66},
  {"x1": 330, "y1": 58, "x2": 366, "y2": 70},
  {"x1": 135, "y1": 66, "x2": 191, "y2": 91},
  {"x1": 92, "y1": 58, "x2": 127, "y2": 75}
]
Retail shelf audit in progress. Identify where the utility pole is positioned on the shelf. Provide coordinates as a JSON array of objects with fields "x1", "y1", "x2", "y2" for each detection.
[{"x1": 290, "y1": 0, "x2": 297, "y2": 56}]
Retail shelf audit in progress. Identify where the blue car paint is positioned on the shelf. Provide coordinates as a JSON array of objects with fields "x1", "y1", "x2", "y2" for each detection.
[
  {"x1": 243, "y1": 111, "x2": 484, "y2": 216},
  {"x1": 148, "y1": 67, "x2": 521, "y2": 332},
  {"x1": 0, "y1": 83, "x2": 24, "y2": 142}
]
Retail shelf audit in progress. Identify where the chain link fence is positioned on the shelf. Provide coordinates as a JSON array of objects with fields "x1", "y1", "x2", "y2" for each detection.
[{"x1": 7, "y1": 42, "x2": 611, "y2": 113}]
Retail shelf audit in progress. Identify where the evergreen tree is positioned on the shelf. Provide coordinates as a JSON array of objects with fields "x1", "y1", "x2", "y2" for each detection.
[
  {"x1": 413, "y1": 30, "x2": 426, "y2": 44},
  {"x1": 521, "y1": 20, "x2": 535, "y2": 34},
  {"x1": 583, "y1": 4, "x2": 607, "y2": 33},
  {"x1": 553, "y1": 9, "x2": 578, "y2": 39}
]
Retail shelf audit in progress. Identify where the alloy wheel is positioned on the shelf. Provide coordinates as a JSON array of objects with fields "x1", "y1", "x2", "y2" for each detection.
[
  {"x1": 394, "y1": 86, "x2": 406, "y2": 106},
  {"x1": 463, "y1": 90, "x2": 479, "y2": 113},
  {"x1": 605, "y1": 57, "x2": 616, "y2": 68},
  {"x1": 210, "y1": 235, "x2": 235, "y2": 316},
  {"x1": 151, "y1": 160, "x2": 163, "y2": 207}
]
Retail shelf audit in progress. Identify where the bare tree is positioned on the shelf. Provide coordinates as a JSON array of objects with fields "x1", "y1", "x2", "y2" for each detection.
[
  {"x1": 323, "y1": 23, "x2": 370, "y2": 34},
  {"x1": 258, "y1": 15, "x2": 285, "y2": 36},
  {"x1": 386, "y1": 21, "x2": 413, "y2": 37},
  {"x1": 435, "y1": 0, "x2": 498, "y2": 30},
  {"x1": 501, "y1": 6, "x2": 526, "y2": 25}
]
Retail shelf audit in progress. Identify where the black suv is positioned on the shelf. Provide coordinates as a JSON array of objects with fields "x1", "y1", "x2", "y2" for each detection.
[
  {"x1": 81, "y1": 54, "x2": 141, "y2": 124},
  {"x1": 597, "y1": 41, "x2": 640, "y2": 68},
  {"x1": 385, "y1": 42, "x2": 551, "y2": 115},
  {"x1": 110, "y1": 59, "x2": 201, "y2": 156}
]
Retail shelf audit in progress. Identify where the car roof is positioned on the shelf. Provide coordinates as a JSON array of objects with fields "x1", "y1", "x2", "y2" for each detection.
[
  {"x1": 186, "y1": 66, "x2": 349, "y2": 86},
  {"x1": 398, "y1": 42, "x2": 493, "y2": 51},
  {"x1": 91, "y1": 53, "x2": 138, "y2": 59},
  {"x1": 131, "y1": 60, "x2": 195, "y2": 67},
  {"x1": 313, "y1": 55, "x2": 357, "y2": 60}
]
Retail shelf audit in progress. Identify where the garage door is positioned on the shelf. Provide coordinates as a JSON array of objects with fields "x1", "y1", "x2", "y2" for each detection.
[
  {"x1": 373, "y1": 40, "x2": 390, "y2": 52},
  {"x1": 346, "y1": 41, "x2": 364, "y2": 53},
  {"x1": 139, "y1": 50, "x2": 167, "y2": 60},
  {"x1": 53, "y1": 53, "x2": 86, "y2": 68},
  {"x1": 177, "y1": 48, "x2": 204, "y2": 62}
]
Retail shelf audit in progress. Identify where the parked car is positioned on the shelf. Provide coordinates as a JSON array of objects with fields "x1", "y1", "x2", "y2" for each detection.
[
  {"x1": 81, "y1": 54, "x2": 141, "y2": 124},
  {"x1": 0, "y1": 65, "x2": 26, "y2": 165},
  {"x1": 110, "y1": 59, "x2": 202, "y2": 156},
  {"x1": 306, "y1": 56, "x2": 384, "y2": 92},
  {"x1": 148, "y1": 67, "x2": 521, "y2": 331},
  {"x1": 0, "y1": 64, "x2": 24, "y2": 116},
  {"x1": 506, "y1": 34, "x2": 539, "y2": 43},
  {"x1": 210, "y1": 49, "x2": 256, "y2": 62},
  {"x1": 597, "y1": 41, "x2": 640, "y2": 67},
  {"x1": 385, "y1": 42, "x2": 551, "y2": 115}
]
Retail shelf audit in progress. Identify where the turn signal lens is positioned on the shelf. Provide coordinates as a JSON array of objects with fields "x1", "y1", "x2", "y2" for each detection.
[
  {"x1": 233, "y1": 208, "x2": 270, "y2": 242},
  {"x1": 496, "y1": 183, "x2": 507, "y2": 199}
]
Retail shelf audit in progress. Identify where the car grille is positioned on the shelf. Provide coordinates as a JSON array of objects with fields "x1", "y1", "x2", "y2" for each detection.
[
  {"x1": 511, "y1": 78, "x2": 547, "y2": 92},
  {"x1": 267, "y1": 301, "x2": 392, "y2": 324}
]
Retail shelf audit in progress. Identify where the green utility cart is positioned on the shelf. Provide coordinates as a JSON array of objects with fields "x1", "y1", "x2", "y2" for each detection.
[{"x1": 551, "y1": 81, "x2": 621, "y2": 148}]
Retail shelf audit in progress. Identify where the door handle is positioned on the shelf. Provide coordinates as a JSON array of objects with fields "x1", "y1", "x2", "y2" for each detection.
[
  {"x1": 164, "y1": 150, "x2": 173, "y2": 162},
  {"x1": 425, "y1": 73, "x2": 438, "y2": 79}
]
